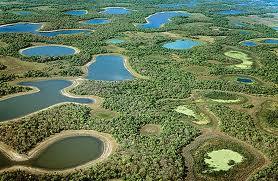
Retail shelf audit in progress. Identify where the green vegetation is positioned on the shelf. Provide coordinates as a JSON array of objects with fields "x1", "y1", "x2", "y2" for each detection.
[
  {"x1": 224, "y1": 50, "x2": 253, "y2": 69},
  {"x1": 0, "y1": 0, "x2": 277, "y2": 180},
  {"x1": 204, "y1": 149, "x2": 244, "y2": 172}
]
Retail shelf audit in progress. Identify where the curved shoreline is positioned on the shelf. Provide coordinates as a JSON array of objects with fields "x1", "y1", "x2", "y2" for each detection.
[
  {"x1": 137, "y1": 11, "x2": 190, "y2": 28},
  {"x1": 0, "y1": 78, "x2": 98, "y2": 124},
  {"x1": 0, "y1": 22, "x2": 93, "y2": 35},
  {"x1": 19, "y1": 44, "x2": 80, "y2": 56},
  {"x1": 83, "y1": 53, "x2": 149, "y2": 80},
  {"x1": 0, "y1": 130, "x2": 117, "y2": 175}
]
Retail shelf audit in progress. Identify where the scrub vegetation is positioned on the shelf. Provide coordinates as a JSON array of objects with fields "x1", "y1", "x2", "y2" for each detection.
[{"x1": 0, "y1": 0, "x2": 277, "y2": 180}]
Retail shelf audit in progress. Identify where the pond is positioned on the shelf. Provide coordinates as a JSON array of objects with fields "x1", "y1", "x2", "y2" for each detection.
[
  {"x1": 86, "y1": 55, "x2": 134, "y2": 81},
  {"x1": 138, "y1": 11, "x2": 190, "y2": 29},
  {"x1": 64, "y1": 10, "x2": 88, "y2": 16},
  {"x1": 0, "y1": 23, "x2": 92, "y2": 37},
  {"x1": 241, "y1": 41, "x2": 257, "y2": 47},
  {"x1": 20, "y1": 45, "x2": 78, "y2": 57},
  {"x1": 261, "y1": 39, "x2": 278, "y2": 44},
  {"x1": 29, "y1": 136, "x2": 104, "y2": 170},
  {"x1": 14, "y1": 11, "x2": 32, "y2": 15},
  {"x1": 106, "y1": 38, "x2": 125, "y2": 44},
  {"x1": 0, "y1": 80, "x2": 93, "y2": 121},
  {"x1": 101, "y1": 7, "x2": 129, "y2": 15},
  {"x1": 237, "y1": 77, "x2": 254, "y2": 83},
  {"x1": 204, "y1": 149, "x2": 244, "y2": 172},
  {"x1": 163, "y1": 39, "x2": 202, "y2": 50},
  {"x1": 82, "y1": 18, "x2": 111, "y2": 25}
]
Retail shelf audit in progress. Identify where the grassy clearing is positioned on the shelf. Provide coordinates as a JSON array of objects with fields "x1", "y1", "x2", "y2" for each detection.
[
  {"x1": 0, "y1": 56, "x2": 47, "y2": 75},
  {"x1": 175, "y1": 105, "x2": 210, "y2": 125},
  {"x1": 211, "y1": 99, "x2": 241, "y2": 103},
  {"x1": 224, "y1": 51, "x2": 253, "y2": 69},
  {"x1": 140, "y1": 124, "x2": 161, "y2": 135},
  {"x1": 204, "y1": 149, "x2": 244, "y2": 172}
]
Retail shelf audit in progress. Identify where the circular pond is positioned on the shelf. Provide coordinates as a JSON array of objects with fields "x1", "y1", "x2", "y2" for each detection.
[
  {"x1": 20, "y1": 45, "x2": 78, "y2": 57},
  {"x1": 163, "y1": 39, "x2": 202, "y2": 50},
  {"x1": 30, "y1": 136, "x2": 104, "y2": 170},
  {"x1": 14, "y1": 11, "x2": 32, "y2": 15}
]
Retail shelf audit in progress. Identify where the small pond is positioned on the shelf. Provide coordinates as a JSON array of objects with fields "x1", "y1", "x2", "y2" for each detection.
[
  {"x1": 106, "y1": 38, "x2": 125, "y2": 44},
  {"x1": 163, "y1": 39, "x2": 202, "y2": 50},
  {"x1": 237, "y1": 77, "x2": 254, "y2": 83},
  {"x1": 261, "y1": 39, "x2": 278, "y2": 44},
  {"x1": 242, "y1": 41, "x2": 257, "y2": 47}
]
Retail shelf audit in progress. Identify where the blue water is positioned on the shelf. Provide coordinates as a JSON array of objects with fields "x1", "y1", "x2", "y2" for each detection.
[
  {"x1": 82, "y1": 19, "x2": 111, "y2": 25},
  {"x1": 21, "y1": 45, "x2": 77, "y2": 57},
  {"x1": 101, "y1": 7, "x2": 129, "y2": 15},
  {"x1": 106, "y1": 39, "x2": 125, "y2": 44},
  {"x1": 0, "y1": 80, "x2": 93, "y2": 121},
  {"x1": 14, "y1": 11, "x2": 32, "y2": 15},
  {"x1": 242, "y1": 41, "x2": 257, "y2": 47},
  {"x1": 64, "y1": 10, "x2": 88, "y2": 16},
  {"x1": 138, "y1": 11, "x2": 190, "y2": 29},
  {"x1": 262, "y1": 39, "x2": 278, "y2": 44},
  {"x1": 0, "y1": 23, "x2": 42, "y2": 33},
  {"x1": 216, "y1": 10, "x2": 246, "y2": 15},
  {"x1": 273, "y1": 27, "x2": 278, "y2": 31},
  {"x1": 237, "y1": 77, "x2": 254, "y2": 83},
  {"x1": 0, "y1": 23, "x2": 92, "y2": 37},
  {"x1": 87, "y1": 55, "x2": 134, "y2": 81},
  {"x1": 163, "y1": 39, "x2": 202, "y2": 50}
]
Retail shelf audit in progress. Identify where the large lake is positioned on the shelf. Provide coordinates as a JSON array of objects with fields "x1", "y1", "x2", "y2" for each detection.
[
  {"x1": 86, "y1": 55, "x2": 134, "y2": 81},
  {"x1": 0, "y1": 80, "x2": 93, "y2": 121},
  {"x1": 138, "y1": 11, "x2": 190, "y2": 29},
  {"x1": 0, "y1": 23, "x2": 91, "y2": 37}
]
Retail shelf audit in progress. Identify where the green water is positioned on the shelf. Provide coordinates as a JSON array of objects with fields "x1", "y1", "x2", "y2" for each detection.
[
  {"x1": 204, "y1": 149, "x2": 243, "y2": 172},
  {"x1": 29, "y1": 136, "x2": 104, "y2": 170},
  {"x1": 0, "y1": 152, "x2": 11, "y2": 169}
]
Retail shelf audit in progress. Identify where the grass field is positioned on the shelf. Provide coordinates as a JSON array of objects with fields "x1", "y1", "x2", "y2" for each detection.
[{"x1": 224, "y1": 51, "x2": 253, "y2": 69}]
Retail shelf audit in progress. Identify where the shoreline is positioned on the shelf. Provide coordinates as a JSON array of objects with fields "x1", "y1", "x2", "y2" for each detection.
[
  {"x1": 83, "y1": 53, "x2": 149, "y2": 80},
  {"x1": 19, "y1": 44, "x2": 80, "y2": 56},
  {"x1": 136, "y1": 11, "x2": 190, "y2": 28},
  {"x1": 0, "y1": 78, "x2": 98, "y2": 124},
  {"x1": 0, "y1": 130, "x2": 118, "y2": 175}
]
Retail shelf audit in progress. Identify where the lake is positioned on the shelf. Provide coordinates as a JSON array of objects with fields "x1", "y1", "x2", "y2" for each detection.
[
  {"x1": 20, "y1": 45, "x2": 78, "y2": 57},
  {"x1": 101, "y1": 7, "x2": 129, "y2": 15},
  {"x1": 262, "y1": 39, "x2": 278, "y2": 44},
  {"x1": 242, "y1": 41, "x2": 257, "y2": 47},
  {"x1": 138, "y1": 11, "x2": 190, "y2": 29},
  {"x1": 237, "y1": 77, "x2": 254, "y2": 83},
  {"x1": 163, "y1": 39, "x2": 202, "y2": 50},
  {"x1": 86, "y1": 55, "x2": 134, "y2": 81},
  {"x1": 29, "y1": 136, "x2": 104, "y2": 170},
  {"x1": 0, "y1": 23, "x2": 92, "y2": 37},
  {"x1": 0, "y1": 80, "x2": 93, "y2": 121}
]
